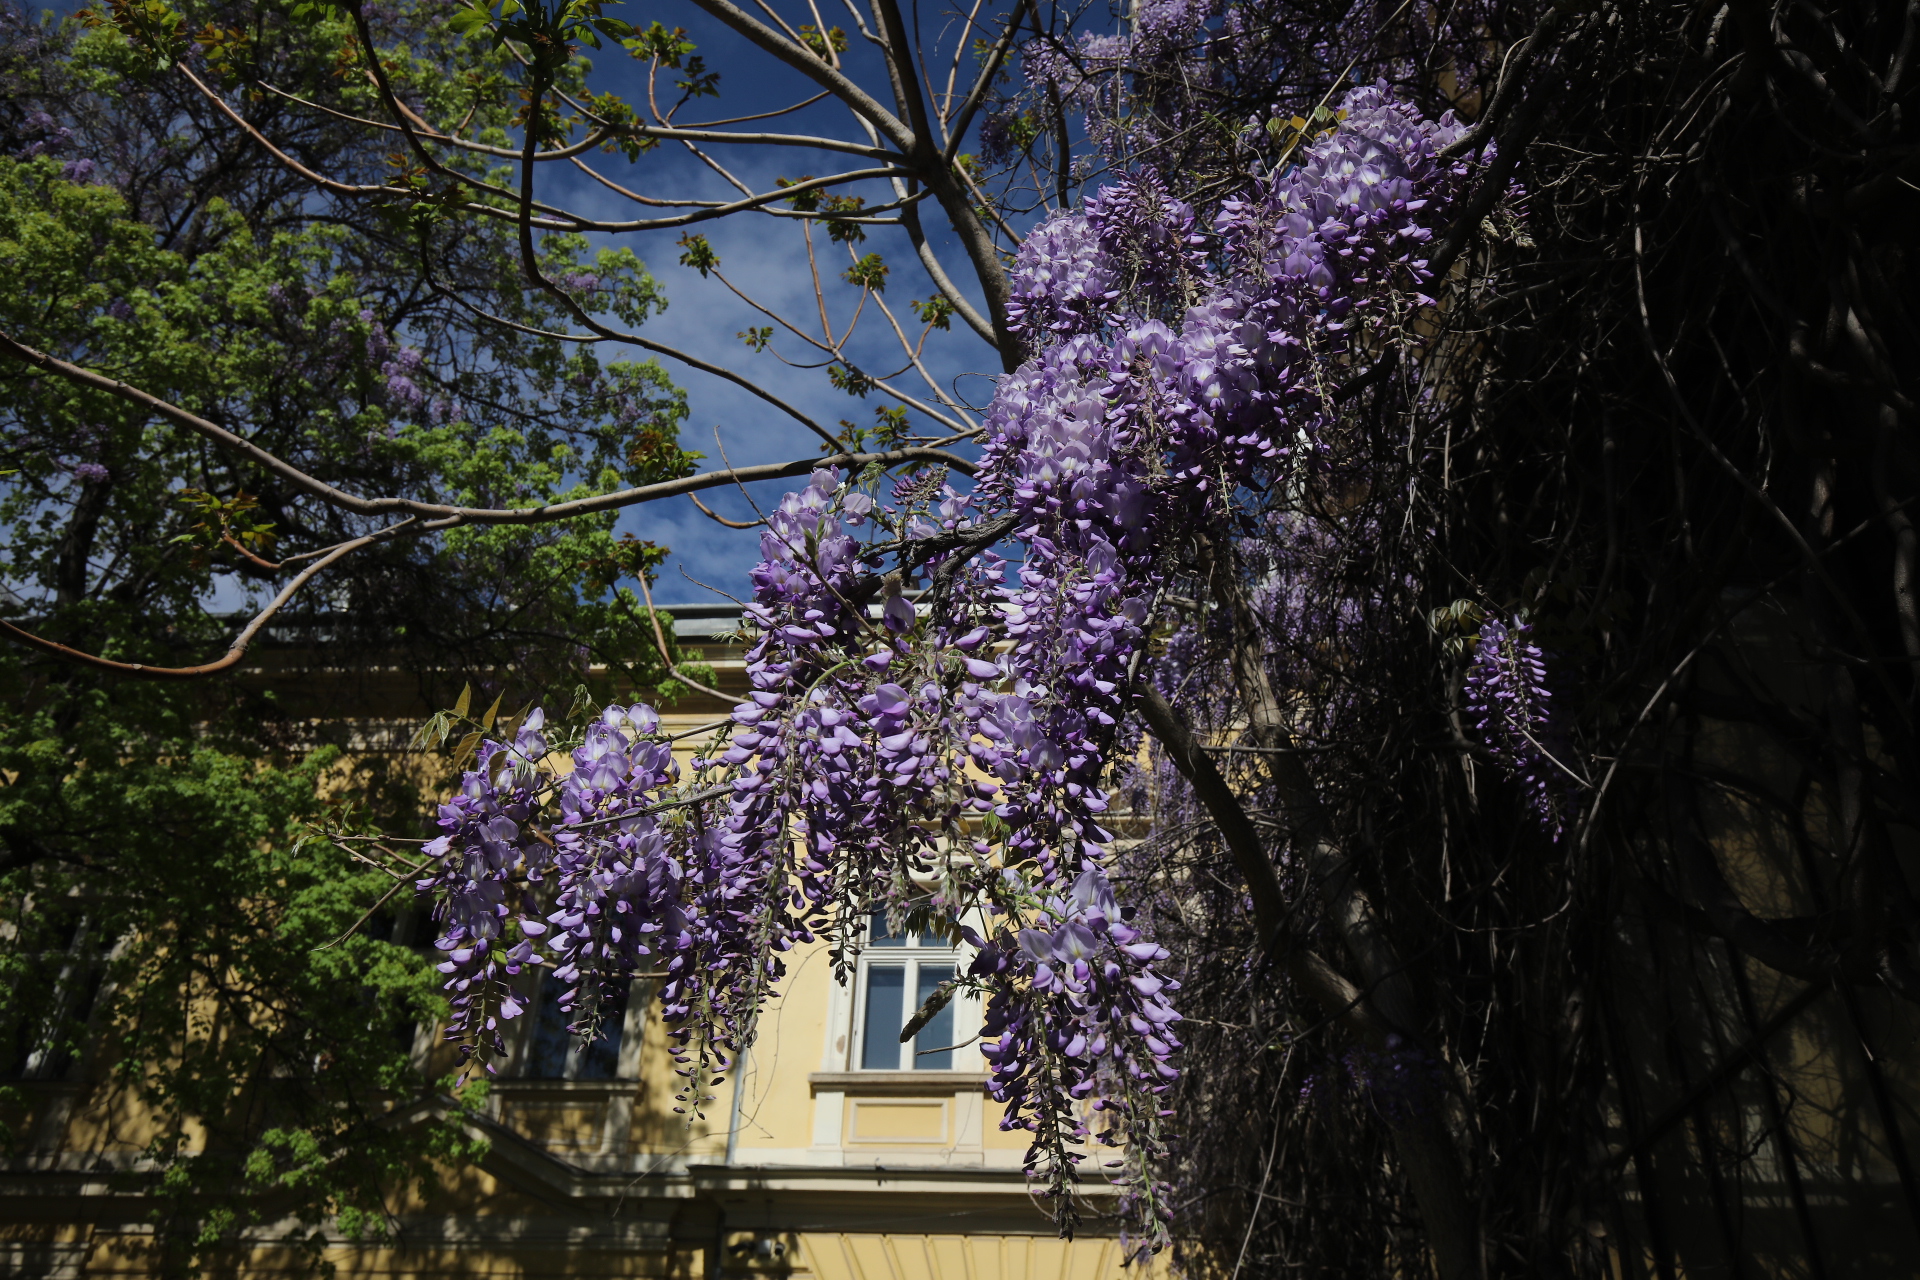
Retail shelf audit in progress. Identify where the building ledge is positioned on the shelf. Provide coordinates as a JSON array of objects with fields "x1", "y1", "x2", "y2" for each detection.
[
  {"x1": 488, "y1": 1078, "x2": 637, "y2": 1096},
  {"x1": 807, "y1": 1071, "x2": 989, "y2": 1096}
]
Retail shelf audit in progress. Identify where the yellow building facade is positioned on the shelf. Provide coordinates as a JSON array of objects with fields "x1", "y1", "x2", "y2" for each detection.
[{"x1": 0, "y1": 605, "x2": 1158, "y2": 1280}]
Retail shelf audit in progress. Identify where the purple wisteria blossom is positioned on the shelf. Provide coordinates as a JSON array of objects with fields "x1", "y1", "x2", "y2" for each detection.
[
  {"x1": 978, "y1": 110, "x2": 1019, "y2": 165},
  {"x1": 1007, "y1": 213, "x2": 1119, "y2": 338},
  {"x1": 419, "y1": 711, "x2": 557, "y2": 1069},
  {"x1": 381, "y1": 346, "x2": 426, "y2": 413},
  {"x1": 976, "y1": 867, "x2": 1180, "y2": 1218},
  {"x1": 1465, "y1": 617, "x2": 1566, "y2": 836},
  {"x1": 12, "y1": 109, "x2": 72, "y2": 160}
]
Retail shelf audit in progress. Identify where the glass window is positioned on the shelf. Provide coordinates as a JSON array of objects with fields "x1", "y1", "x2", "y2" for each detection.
[
  {"x1": 0, "y1": 911, "x2": 110, "y2": 1081},
  {"x1": 524, "y1": 969, "x2": 627, "y2": 1081},
  {"x1": 856, "y1": 912, "x2": 960, "y2": 1071},
  {"x1": 913, "y1": 964, "x2": 956, "y2": 1070},
  {"x1": 868, "y1": 912, "x2": 911, "y2": 947},
  {"x1": 860, "y1": 965, "x2": 905, "y2": 1069}
]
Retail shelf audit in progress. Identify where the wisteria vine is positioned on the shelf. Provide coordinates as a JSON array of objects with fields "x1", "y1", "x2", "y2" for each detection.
[{"x1": 410, "y1": 84, "x2": 1487, "y2": 1252}]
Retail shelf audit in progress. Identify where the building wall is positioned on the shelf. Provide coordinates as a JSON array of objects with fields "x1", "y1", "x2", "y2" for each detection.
[{"x1": 0, "y1": 609, "x2": 1163, "y2": 1280}]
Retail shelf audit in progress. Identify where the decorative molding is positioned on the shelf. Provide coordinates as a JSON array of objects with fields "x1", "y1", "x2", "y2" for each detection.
[
  {"x1": 807, "y1": 1071, "x2": 989, "y2": 1096},
  {"x1": 488, "y1": 1079, "x2": 638, "y2": 1098}
]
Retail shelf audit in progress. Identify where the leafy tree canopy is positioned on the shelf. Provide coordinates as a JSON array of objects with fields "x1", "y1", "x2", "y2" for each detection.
[{"x1": 0, "y1": 1, "x2": 700, "y2": 1268}]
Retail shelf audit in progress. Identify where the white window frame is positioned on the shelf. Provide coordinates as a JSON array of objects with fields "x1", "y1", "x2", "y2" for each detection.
[
  {"x1": 848, "y1": 914, "x2": 968, "y2": 1073},
  {"x1": 505, "y1": 969, "x2": 648, "y2": 1082},
  {"x1": 1, "y1": 910, "x2": 114, "y2": 1083}
]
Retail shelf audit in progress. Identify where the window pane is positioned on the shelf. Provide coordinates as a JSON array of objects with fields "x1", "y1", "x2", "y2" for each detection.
[
  {"x1": 861, "y1": 966, "x2": 905, "y2": 1069},
  {"x1": 912, "y1": 964, "x2": 955, "y2": 1070},
  {"x1": 869, "y1": 910, "x2": 908, "y2": 947},
  {"x1": 526, "y1": 971, "x2": 573, "y2": 1080},
  {"x1": 3, "y1": 968, "x2": 104, "y2": 1081},
  {"x1": 573, "y1": 982, "x2": 629, "y2": 1081}
]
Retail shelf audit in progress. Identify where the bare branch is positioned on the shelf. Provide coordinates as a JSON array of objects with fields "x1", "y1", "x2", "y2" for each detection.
[
  {"x1": 689, "y1": 493, "x2": 765, "y2": 529},
  {"x1": 0, "y1": 527, "x2": 403, "y2": 679},
  {"x1": 634, "y1": 574, "x2": 732, "y2": 702},
  {"x1": 686, "y1": 0, "x2": 916, "y2": 153},
  {"x1": 0, "y1": 328, "x2": 975, "y2": 519}
]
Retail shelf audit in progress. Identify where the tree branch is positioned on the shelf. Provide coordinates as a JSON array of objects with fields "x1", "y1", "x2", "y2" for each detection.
[
  {"x1": 0, "y1": 327, "x2": 972, "y2": 522},
  {"x1": 686, "y1": 0, "x2": 916, "y2": 153},
  {"x1": 0, "y1": 527, "x2": 399, "y2": 679}
]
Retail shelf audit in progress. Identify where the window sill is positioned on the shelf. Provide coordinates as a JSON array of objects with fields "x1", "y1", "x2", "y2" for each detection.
[
  {"x1": 489, "y1": 1078, "x2": 637, "y2": 1095},
  {"x1": 807, "y1": 1071, "x2": 990, "y2": 1096}
]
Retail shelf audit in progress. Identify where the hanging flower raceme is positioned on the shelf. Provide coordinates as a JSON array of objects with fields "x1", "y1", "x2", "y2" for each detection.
[
  {"x1": 936, "y1": 83, "x2": 1481, "y2": 1240},
  {"x1": 418, "y1": 711, "x2": 556, "y2": 1070},
  {"x1": 996, "y1": 87, "x2": 1474, "y2": 496},
  {"x1": 1466, "y1": 617, "x2": 1568, "y2": 836},
  {"x1": 974, "y1": 868, "x2": 1180, "y2": 1225},
  {"x1": 546, "y1": 704, "x2": 684, "y2": 1044},
  {"x1": 1007, "y1": 213, "x2": 1120, "y2": 338}
]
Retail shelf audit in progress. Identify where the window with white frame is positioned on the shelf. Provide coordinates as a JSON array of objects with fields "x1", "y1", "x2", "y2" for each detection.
[
  {"x1": 0, "y1": 908, "x2": 110, "y2": 1082},
  {"x1": 854, "y1": 911, "x2": 959, "y2": 1071},
  {"x1": 519, "y1": 970, "x2": 629, "y2": 1080}
]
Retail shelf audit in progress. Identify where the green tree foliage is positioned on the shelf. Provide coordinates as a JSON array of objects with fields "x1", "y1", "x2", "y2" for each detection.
[{"x1": 0, "y1": 1, "x2": 699, "y2": 1268}]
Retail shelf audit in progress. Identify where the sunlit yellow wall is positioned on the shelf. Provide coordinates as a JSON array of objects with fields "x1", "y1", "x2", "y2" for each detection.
[
  {"x1": 0, "y1": 632, "x2": 1164, "y2": 1280},
  {"x1": 747, "y1": 1233, "x2": 1157, "y2": 1280}
]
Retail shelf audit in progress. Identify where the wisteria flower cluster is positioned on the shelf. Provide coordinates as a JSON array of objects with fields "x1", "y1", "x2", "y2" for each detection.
[
  {"x1": 1465, "y1": 616, "x2": 1566, "y2": 836},
  {"x1": 1006, "y1": 213, "x2": 1119, "y2": 338},
  {"x1": 412, "y1": 84, "x2": 1478, "y2": 1255},
  {"x1": 1017, "y1": 0, "x2": 1217, "y2": 163},
  {"x1": 1005, "y1": 0, "x2": 1497, "y2": 177},
  {"x1": 973, "y1": 866, "x2": 1181, "y2": 1232},
  {"x1": 419, "y1": 713, "x2": 557, "y2": 1063},
  {"x1": 992, "y1": 86, "x2": 1471, "y2": 499}
]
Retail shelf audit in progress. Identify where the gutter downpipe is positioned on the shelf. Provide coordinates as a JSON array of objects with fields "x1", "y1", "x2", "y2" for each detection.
[{"x1": 712, "y1": 1042, "x2": 749, "y2": 1280}]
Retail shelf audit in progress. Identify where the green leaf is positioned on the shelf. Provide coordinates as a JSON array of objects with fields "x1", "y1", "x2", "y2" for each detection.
[
  {"x1": 453, "y1": 730, "x2": 483, "y2": 766},
  {"x1": 410, "y1": 710, "x2": 454, "y2": 750},
  {"x1": 566, "y1": 683, "x2": 597, "y2": 720},
  {"x1": 0, "y1": 12, "x2": 695, "y2": 1264},
  {"x1": 676, "y1": 232, "x2": 719, "y2": 277},
  {"x1": 448, "y1": 6, "x2": 491, "y2": 36},
  {"x1": 909, "y1": 295, "x2": 954, "y2": 331},
  {"x1": 843, "y1": 252, "x2": 888, "y2": 291}
]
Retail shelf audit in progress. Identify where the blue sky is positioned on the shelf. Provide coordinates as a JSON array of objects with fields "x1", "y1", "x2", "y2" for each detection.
[{"x1": 538, "y1": 2, "x2": 1013, "y2": 601}]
